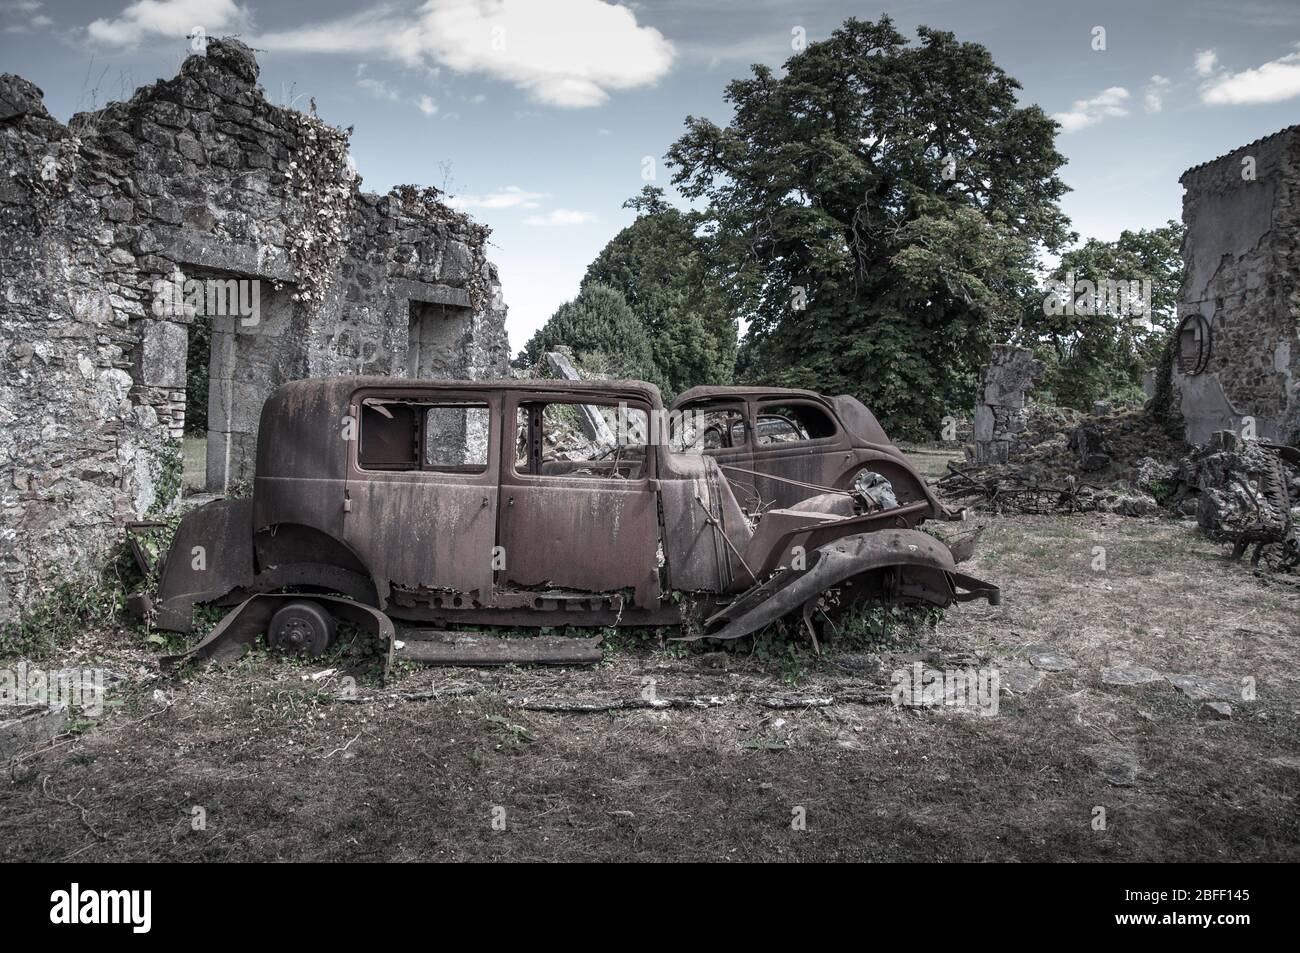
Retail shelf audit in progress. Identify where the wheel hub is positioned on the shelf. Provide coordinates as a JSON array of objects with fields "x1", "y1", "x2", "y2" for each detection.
[{"x1": 277, "y1": 618, "x2": 313, "y2": 652}]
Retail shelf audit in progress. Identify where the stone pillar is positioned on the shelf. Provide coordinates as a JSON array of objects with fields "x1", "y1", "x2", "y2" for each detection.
[
  {"x1": 970, "y1": 344, "x2": 1044, "y2": 464},
  {"x1": 137, "y1": 318, "x2": 189, "y2": 440}
]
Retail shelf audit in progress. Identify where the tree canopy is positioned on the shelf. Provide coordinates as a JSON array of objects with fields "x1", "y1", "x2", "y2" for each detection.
[
  {"x1": 1017, "y1": 222, "x2": 1184, "y2": 410},
  {"x1": 583, "y1": 186, "x2": 737, "y2": 398},
  {"x1": 515, "y1": 282, "x2": 660, "y2": 386},
  {"x1": 666, "y1": 15, "x2": 1070, "y2": 438}
]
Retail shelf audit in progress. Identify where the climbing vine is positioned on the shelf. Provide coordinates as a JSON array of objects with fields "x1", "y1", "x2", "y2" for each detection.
[
  {"x1": 282, "y1": 111, "x2": 354, "y2": 311},
  {"x1": 389, "y1": 184, "x2": 492, "y2": 313},
  {"x1": 146, "y1": 437, "x2": 184, "y2": 516},
  {"x1": 1150, "y1": 327, "x2": 1185, "y2": 438}
]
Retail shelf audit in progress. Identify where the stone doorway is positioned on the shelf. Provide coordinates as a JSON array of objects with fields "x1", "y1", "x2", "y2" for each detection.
[{"x1": 180, "y1": 271, "x2": 298, "y2": 493}]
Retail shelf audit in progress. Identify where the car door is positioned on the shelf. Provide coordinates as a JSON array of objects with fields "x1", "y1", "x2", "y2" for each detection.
[
  {"x1": 747, "y1": 397, "x2": 851, "y2": 509},
  {"x1": 343, "y1": 387, "x2": 500, "y2": 606},
  {"x1": 670, "y1": 398, "x2": 759, "y2": 511},
  {"x1": 496, "y1": 391, "x2": 660, "y2": 608}
]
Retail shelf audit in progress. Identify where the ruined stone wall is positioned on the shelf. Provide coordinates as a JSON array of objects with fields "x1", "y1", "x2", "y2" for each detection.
[
  {"x1": 969, "y1": 344, "x2": 1044, "y2": 464},
  {"x1": 0, "y1": 39, "x2": 509, "y2": 621},
  {"x1": 1175, "y1": 126, "x2": 1300, "y2": 445}
]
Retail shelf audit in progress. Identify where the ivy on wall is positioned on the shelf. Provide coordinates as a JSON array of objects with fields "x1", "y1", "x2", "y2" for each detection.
[{"x1": 282, "y1": 111, "x2": 355, "y2": 311}]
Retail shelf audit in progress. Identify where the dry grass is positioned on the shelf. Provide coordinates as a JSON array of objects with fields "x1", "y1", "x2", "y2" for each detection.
[
  {"x1": 2, "y1": 513, "x2": 1297, "y2": 861},
  {"x1": 897, "y1": 440, "x2": 965, "y2": 482}
]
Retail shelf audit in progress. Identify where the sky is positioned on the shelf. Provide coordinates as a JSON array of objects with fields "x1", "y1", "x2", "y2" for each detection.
[{"x1": 4, "y1": 0, "x2": 1300, "y2": 352}]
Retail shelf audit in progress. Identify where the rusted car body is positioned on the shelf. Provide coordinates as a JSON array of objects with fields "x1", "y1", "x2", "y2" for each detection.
[
  {"x1": 669, "y1": 385, "x2": 943, "y2": 513},
  {"x1": 138, "y1": 377, "x2": 997, "y2": 672}
]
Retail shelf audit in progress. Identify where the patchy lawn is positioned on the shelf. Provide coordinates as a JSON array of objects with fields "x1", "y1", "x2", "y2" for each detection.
[
  {"x1": 2, "y1": 513, "x2": 1297, "y2": 861},
  {"x1": 896, "y1": 440, "x2": 964, "y2": 482}
]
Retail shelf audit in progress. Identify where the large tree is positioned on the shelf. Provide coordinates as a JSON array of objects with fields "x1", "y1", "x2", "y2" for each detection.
[
  {"x1": 1018, "y1": 222, "x2": 1184, "y2": 410},
  {"x1": 583, "y1": 187, "x2": 737, "y2": 397},
  {"x1": 667, "y1": 16, "x2": 1070, "y2": 438},
  {"x1": 515, "y1": 283, "x2": 661, "y2": 386}
]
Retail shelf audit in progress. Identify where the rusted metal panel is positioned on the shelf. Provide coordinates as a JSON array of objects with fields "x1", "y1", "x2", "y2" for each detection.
[
  {"x1": 345, "y1": 475, "x2": 498, "y2": 599},
  {"x1": 496, "y1": 389, "x2": 662, "y2": 606},
  {"x1": 342, "y1": 386, "x2": 501, "y2": 604},
  {"x1": 670, "y1": 386, "x2": 952, "y2": 518},
  {"x1": 658, "y1": 458, "x2": 728, "y2": 592},
  {"x1": 397, "y1": 630, "x2": 602, "y2": 666},
  {"x1": 497, "y1": 481, "x2": 660, "y2": 605},
  {"x1": 154, "y1": 499, "x2": 255, "y2": 631}
]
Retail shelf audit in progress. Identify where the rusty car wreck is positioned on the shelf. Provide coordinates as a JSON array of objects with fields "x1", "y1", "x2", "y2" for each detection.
[{"x1": 133, "y1": 378, "x2": 998, "y2": 675}]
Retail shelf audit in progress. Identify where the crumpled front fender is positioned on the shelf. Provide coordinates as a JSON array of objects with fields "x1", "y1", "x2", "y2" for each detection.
[{"x1": 678, "y1": 528, "x2": 999, "y2": 643}]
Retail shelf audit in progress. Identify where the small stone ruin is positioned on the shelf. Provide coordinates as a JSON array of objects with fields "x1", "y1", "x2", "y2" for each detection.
[{"x1": 969, "y1": 344, "x2": 1044, "y2": 464}]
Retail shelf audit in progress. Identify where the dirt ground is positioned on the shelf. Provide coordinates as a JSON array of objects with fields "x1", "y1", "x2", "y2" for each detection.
[{"x1": 3, "y1": 511, "x2": 1298, "y2": 862}]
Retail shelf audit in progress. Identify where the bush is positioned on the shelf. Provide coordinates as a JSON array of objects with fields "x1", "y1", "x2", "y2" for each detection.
[{"x1": 516, "y1": 283, "x2": 662, "y2": 387}]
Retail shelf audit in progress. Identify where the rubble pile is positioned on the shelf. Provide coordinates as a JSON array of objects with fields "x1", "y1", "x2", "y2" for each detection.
[
  {"x1": 941, "y1": 405, "x2": 1188, "y2": 516},
  {"x1": 942, "y1": 403, "x2": 1300, "y2": 571}
]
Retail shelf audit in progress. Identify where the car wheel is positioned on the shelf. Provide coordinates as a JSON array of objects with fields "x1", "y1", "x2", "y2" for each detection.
[{"x1": 267, "y1": 600, "x2": 337, "y2": 657}]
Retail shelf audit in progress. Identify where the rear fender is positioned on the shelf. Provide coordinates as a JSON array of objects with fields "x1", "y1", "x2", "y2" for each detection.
[
  {"x1": 159, "y1": 593, "x2": 396, "y2": 684},
  {"x1": 154, "y1": 500, "x2": 255, "y2": 631},
  {"x1": 677, "y1": 528, "x2": 999, "y2": 642}
]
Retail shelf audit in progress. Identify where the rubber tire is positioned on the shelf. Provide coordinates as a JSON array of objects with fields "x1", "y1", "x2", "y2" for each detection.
[{"x1": 267, "y1": 600, "x2": 337, "y2": 657}]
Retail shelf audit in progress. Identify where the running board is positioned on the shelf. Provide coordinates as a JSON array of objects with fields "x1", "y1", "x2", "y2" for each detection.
[{"x1": 396, "y1": 630, "x2": 603, "y2": 666}]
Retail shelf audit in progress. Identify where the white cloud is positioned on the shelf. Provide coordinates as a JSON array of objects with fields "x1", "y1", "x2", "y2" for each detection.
[
  {"x1": 356, "y1": 64, "x2": 401, "y2": 101},
  {"x1": 1195, "y1": 49, "x2": 1219, "y2": 77},
  {"x1": 254, "y1": 0, "x2": 675, "y2": 108},
  {"x1": 523, "y1": 209, "x2": 597, "y2": 226},
  {"x1": 1052, "y1": 86, "x2": 1131, "y2": 133},
  {"x1": 1201, "y1": 45, "x2": 1300, "y2": 104},
  {"x1": 447, "y1": 186, "x2": 547, "y2": 210},
  {"x1": 356, "y1": 63, "x2": 440, "y2": 116},
  {"x1": 1, "y1": 0, "x2": 50, "y2": 32},
  {"x1": 88, "y1": 0, "x2": 249, "y2": 45},
  {"x1": 1143, "y1": 75, "x2": 1171, "y2": 113}
]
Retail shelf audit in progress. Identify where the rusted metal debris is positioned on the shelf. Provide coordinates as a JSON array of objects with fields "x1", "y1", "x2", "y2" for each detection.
[
  {"x1": 1216, "y1": 443, "x2": 1300, "y2": 568},
  {"x1": 136, "y1": 378, "x2": 999, "y2": 672},
  {"x1": 937, "y1": 462, "x2": 1104, "y2": 514}
]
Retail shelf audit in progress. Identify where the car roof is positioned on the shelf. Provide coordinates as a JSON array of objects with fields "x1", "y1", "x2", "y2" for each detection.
[
  {"x1": 276, "y1": 376, "x2": 664, "y2": 405},
  {"x1": 670, "y1": 385, "x2": 829, "y2": 408}
]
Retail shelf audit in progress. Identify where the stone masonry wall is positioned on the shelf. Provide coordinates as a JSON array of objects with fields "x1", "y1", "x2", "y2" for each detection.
[
  {"x1": 0, "y1": 38, "x2": 510, "y2": 622},
  {"x1": 969, "y1": 344, "x2": 1044, "y2": 464},
  {"x1": 1175, "y1": 125, "x2": 1300, "y2": 445}
]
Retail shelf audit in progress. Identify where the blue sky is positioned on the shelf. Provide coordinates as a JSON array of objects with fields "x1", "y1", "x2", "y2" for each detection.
[{"x1": 4, "y1": 0, "x2": 1300, "y2": 348}]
